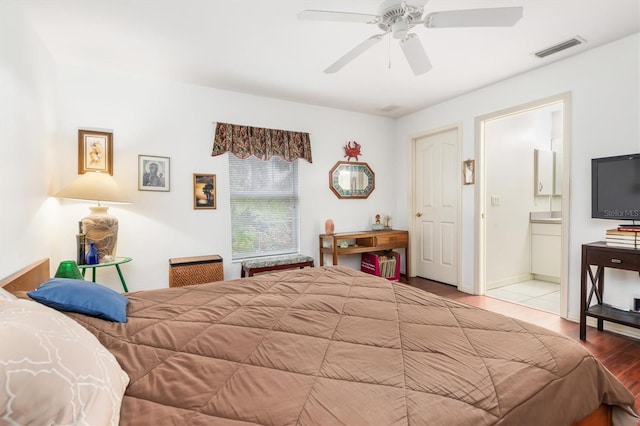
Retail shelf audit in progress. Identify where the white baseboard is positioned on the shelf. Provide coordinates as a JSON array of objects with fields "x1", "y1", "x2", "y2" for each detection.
[
  {"x1": 532, "y1": 274, "x2": 560, "y2": 284},
  {"x1": 486, "y1": 273, "x2": 534, "y2": 290}
]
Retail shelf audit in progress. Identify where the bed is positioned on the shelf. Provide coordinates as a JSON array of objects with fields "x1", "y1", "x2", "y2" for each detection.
[{"x1": 1, "y1": 258, "x2": 637, "y2": 425}]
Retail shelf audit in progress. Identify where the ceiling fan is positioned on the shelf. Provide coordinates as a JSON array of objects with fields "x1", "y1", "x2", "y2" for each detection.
[{"x1": 298, "y1": 0, "x2": 523, "y2": 75}]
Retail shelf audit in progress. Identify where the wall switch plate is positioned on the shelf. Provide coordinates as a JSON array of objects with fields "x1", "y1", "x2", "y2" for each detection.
[{"x1": 491, "y1": 195, "x2": 501, "y2": 206}]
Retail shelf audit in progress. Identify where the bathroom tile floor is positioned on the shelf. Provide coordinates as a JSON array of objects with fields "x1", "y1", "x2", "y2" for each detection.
[{"x1": 486, "y1": 280, "x2": 560, "y2": 315}]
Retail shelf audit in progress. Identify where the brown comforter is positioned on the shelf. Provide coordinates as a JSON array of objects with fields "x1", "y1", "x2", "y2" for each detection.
[{"x1": 66, "y1": 266, "x2": 635, "y2": 425}]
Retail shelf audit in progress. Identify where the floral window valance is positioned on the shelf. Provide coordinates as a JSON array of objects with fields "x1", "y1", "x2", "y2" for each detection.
[{"x1": 212, "y1": 122, "x2": 312, "y2": 163}]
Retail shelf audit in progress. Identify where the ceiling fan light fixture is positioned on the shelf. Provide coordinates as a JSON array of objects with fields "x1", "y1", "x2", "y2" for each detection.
[{"x1": 391, "y1": 19, "x2": 409, "y2": 39}]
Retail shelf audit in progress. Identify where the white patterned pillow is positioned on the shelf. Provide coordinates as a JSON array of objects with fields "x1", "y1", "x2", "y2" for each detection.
[
  {"x1": 0, "y1": 287, "x2": 17, "y2": 303},
  {"x1": 0, "y1": 299, "x2": 129, "y2": 425}
]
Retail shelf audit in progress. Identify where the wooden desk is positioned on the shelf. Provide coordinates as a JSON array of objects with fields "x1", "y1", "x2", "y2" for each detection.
[
  {"x1": 580, "y1": 242, "x2": 640, "y2": 340},
  {"x1": 319, "y1": 230, "x2": 409, "y2": 277}
]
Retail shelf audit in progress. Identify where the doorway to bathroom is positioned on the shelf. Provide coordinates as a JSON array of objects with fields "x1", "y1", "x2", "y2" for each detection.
[{"x1": 476, "y1": 94, "x2": 570, "y2": 317}]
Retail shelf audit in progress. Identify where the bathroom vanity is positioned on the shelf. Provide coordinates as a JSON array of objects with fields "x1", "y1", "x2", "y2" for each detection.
[{"x1": 530, "y1": 212, "x2": 561, "y2": 279}]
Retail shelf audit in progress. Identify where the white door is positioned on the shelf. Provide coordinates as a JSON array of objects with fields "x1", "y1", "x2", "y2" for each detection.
[{"x1": 414, "y1": 128, "x2": 459, "y2": 285}]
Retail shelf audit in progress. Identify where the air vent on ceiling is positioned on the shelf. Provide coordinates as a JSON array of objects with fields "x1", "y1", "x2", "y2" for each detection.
[{"x1": 535, "y1": 37, "x2": 584, "y2": 58}]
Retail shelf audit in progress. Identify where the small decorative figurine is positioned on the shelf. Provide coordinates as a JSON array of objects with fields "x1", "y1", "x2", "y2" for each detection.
[
  {"x1": 343, "y1": 141, "x2": 362, "y2": 161},
  {"x1": 383, "y1": 214, "x2": 392, "y2": 229},
  {"x1": 325, "y1": 219, "x2": 335, "y2": 234},
  {"x1": 372, "y1": 214, "x2": 384, "y2": 231}
]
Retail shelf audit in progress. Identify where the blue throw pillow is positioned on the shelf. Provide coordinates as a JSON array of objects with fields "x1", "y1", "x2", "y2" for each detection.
[{"x1": 28, "y1": 278, "x2": 129, "y2": 323}]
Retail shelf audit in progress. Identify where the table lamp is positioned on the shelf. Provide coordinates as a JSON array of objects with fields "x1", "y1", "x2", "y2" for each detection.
[{"x1": 55, "y1": 171, "x2": 131, "y2": 263}]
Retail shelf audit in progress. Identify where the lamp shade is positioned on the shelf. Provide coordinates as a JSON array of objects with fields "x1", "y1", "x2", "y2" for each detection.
[
  {"x1": 54, "y1": 171, "x2": 130, "y2": 204},
  {"x1": 54, "y1": 260, "x2": 83, "y2": 279},
  {"x1": 55, "y1": 172, "x2": 130, "y2": 263}
]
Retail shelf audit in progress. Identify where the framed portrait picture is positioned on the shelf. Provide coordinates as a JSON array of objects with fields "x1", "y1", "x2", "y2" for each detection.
[
  {"x1": 138, "y1": 155, "x2": 170, "y2": 191},
  {"x1": 193, "y1": 174, "x2": 216, "y2": 209},
  {"x1": 463, "y1": 159, "x2": 475, "y2": 185},
  {"x1": 78, "y1": 130, "x2": 113, "y2": 175}
]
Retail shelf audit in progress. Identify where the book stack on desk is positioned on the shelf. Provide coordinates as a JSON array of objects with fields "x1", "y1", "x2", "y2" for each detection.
[{"x1": 605, "y1": 227, "x2": 639, "y2": 249}]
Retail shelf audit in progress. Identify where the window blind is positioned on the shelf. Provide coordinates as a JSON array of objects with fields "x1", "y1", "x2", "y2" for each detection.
[{"x1": 229, "y1": 155, "x2": 299, "y2": 260}]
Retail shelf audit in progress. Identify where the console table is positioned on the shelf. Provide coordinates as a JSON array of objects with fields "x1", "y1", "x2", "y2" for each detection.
[
  {"x1": 580, "y1": 242, "x2": 640, "y2": 340},
  {"x1": 319, "y1": 230, "x2": 409, "y2": 278}
]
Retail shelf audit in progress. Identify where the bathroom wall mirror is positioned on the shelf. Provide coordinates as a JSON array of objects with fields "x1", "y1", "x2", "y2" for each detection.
[
  {"x1": 534, "y1": 149, "x2": 554, "y2": 196},
  {"x1": 534, "y1": 149, "x2": 562, "y2": 196},
  {"x1": 329, "y1": 161, "x2": 375, "y2": 199}
]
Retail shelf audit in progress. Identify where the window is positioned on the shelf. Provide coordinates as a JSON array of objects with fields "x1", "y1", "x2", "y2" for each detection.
[{"x1": 229, "y1": 155, "x2": 299, "y2": 260}]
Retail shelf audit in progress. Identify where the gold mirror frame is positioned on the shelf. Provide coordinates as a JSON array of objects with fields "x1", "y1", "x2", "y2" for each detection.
[{"x1": 329, "y1": 161, "x2": 375, "y2": 199}]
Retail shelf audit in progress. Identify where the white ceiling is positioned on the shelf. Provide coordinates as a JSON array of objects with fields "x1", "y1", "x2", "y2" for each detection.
[{"x1": 16, "y1": 0, "x2": 640, "y2": 118}]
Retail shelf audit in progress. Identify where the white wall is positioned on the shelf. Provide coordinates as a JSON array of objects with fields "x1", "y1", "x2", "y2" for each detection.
[
  {"x1": 396, "y1": 33, "x2": 640, "y2": 322},
  {"x1": 52, "y1": 66, "x2": 396, "y2": 291},
  {"x1": 0, "y1": 0, "x2": 58, "y2": 278}
]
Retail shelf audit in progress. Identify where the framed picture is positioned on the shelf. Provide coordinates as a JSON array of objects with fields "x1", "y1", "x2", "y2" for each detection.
[
  {"x1": 193, "y1": 174, "x2": 216, "y2": 209},
  {"x1": 138, "y1": 155, "x2": 170, "y2": 191},
  {"x1": 463, "y1": 159, "x2": 475, "y2": 185},
  {"x1": 78, "y1": 130, "x2": 113, "y2": 175}
]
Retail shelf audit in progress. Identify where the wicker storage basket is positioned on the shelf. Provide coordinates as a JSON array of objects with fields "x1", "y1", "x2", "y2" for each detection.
[{"x1": 169, "y1": 255, "x2": 223, "y2": 287}]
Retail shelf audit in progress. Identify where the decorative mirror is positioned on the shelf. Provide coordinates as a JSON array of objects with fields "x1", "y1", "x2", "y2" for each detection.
[{"x1": 329, "y1": 161, "x2": 375, "y2": 199}]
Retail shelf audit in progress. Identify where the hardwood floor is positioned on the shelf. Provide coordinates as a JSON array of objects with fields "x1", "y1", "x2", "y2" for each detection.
[{"x1": 403, "y1": 276, "x2": 640, "y2": 411}]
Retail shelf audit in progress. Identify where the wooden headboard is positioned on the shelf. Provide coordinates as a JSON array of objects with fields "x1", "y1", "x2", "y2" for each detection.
[{"x1": 0, "y1": 258, "x2": 50, "y2": 293}]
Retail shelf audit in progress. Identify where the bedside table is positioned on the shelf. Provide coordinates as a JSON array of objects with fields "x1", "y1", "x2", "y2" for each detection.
[{"x1": 78, "y1": 257, "x2": 132, "y2": 292}]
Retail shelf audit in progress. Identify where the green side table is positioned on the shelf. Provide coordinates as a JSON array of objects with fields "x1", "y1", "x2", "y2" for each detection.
[{"x1": 78, "y1": 257, "x2": 132, "y2": 292}]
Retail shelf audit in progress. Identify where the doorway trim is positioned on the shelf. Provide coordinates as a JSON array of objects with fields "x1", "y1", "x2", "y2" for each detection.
[
  {"x1": 474, "y1": 92, "x2": 572, "y2": 318},
  {"x1": 408, "y1": 122, "x2": 463, "y2": 290}
]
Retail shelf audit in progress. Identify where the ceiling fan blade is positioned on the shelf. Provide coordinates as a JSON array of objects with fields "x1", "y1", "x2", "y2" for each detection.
[
  {"x1": 400, "y1": 34, "x2": 432, "y2": 75},
  {"x1": 405, "y1": 0, "x2": 430, "y2": 7},
  {"x1": 298, "y1": 10, "x2": 378, "y2": 24},
  {"x1": 424, "y1": 7, "x2": 523, "y2": 28},
  {"x1": 324, "y1": 34, "x2": 385, "y2": 74}
]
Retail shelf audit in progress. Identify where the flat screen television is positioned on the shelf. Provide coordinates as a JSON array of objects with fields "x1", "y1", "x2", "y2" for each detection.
[{"x1": 591, "y1": 153, "x2": 640, "y2": 221}]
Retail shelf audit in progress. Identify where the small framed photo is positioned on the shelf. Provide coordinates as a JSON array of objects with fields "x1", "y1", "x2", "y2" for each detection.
[
  {"x1": 463, "y1": 159, "x2": 475, "y2": 185},
  {"x1": 193, "y1": 174, "x2": 216, "y2": 209},
  {"x1": 138, "y1": 155, "x2": 170, "y2": 191},
  {"x1": 78, "y1": 129, "x2": 113, "y2": 175}
]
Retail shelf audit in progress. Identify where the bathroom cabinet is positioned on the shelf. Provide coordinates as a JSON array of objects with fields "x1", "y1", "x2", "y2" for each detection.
[
  {"x1": 534, "y1": 149, "x2": 554, "y2": 196},
  {"x1": 531, "y1": 223, "x2": 561, "y2": 278}
]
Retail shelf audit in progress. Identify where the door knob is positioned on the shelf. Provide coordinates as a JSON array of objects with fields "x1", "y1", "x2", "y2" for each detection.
[{"x1": 416, "y1": 212, "x2": 423, "y2": 217}]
